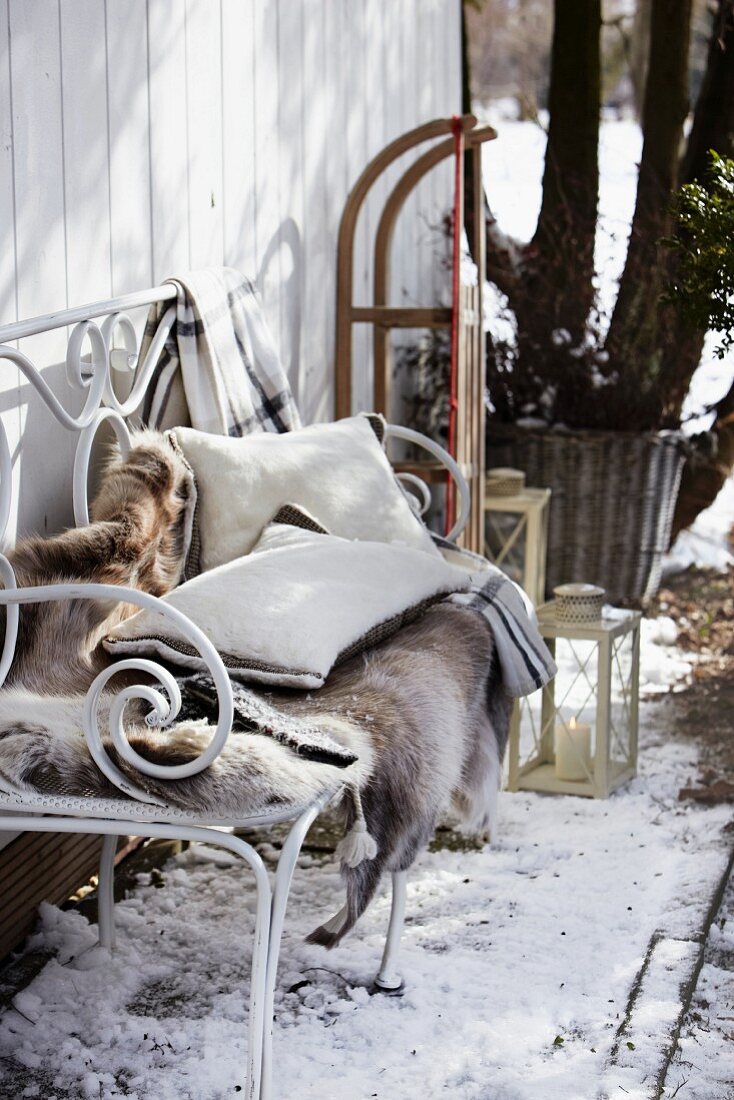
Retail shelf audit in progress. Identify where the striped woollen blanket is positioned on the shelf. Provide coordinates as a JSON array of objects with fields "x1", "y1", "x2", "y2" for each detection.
[
  {"x1": 432, "y1": 537, "x2": 556, "y2": 698},
  {"x1": 140, "y1": 267, "x2": 301, "y2": 436},
  {"x1": 448, "y1": 572, "x2": 556, "y2": 698}
]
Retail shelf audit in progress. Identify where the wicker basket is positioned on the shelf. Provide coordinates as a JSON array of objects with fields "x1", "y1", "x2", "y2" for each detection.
[{"x1": 486, "y1": 424, "x2": 687, "y2": 602}]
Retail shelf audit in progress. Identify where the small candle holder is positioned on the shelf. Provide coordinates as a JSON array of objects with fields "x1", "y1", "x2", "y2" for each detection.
[{"x1": 506, "y1": 599, "x2": 641, "y2": 798}]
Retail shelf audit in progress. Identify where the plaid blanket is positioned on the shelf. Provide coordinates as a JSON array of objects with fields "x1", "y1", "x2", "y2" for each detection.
[
  {"x1": 449, "y1": 573, "x2": 556, "y2": 697},
  {"x1": 176, "y1": 672, "x2": 358, "y2": 768},
  {"x1": 431, "y1": 536, "x2": 556, "y2": 698},
  {"x1": 140, "y1": 268, "x2": 301, "y2": 436}
]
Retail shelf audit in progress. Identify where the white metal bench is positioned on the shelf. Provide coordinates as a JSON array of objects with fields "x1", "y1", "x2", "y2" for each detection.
[{"x1": 0, "y1": 285, "x2": 470, "y2": 1100}]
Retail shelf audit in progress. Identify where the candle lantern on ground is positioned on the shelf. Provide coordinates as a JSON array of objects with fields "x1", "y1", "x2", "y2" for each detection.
[
  {"x1": 484, "y1": 469, "x2": 551, "y2": 606},
  {"x1": 506, "y1": 585, "x2": 641, "y2": 799}
]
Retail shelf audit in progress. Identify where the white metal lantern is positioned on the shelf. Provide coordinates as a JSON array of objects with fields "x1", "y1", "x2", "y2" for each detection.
[
  {"x1": 507, "y1": 602, "x2": 641, "y2": 799},
  {"x1": 484, "y1": 485, "x2": 551, "y2": 605}
]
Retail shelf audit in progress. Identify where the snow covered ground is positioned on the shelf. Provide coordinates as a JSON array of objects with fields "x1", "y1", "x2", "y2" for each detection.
[
  {"x1": 666, "y1": 870, "x2": 734, "y2": 1100},
  {"x1": 0, "y1": 623, "x2": 730, "y2": 1100}
]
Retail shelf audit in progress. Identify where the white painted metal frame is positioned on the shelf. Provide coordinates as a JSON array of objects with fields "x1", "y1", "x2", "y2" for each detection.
[{"x1": 0, "y1": 285, "x2": 469, "y2": 1099}]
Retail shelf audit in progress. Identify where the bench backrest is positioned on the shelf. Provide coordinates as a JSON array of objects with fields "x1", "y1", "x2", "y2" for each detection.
[
  {"x1": 0, "y1": 283, "x2": 469, "y2": 803},
  {"x1": 0, "y1": 286, "x2": 178, "y2": 546}
]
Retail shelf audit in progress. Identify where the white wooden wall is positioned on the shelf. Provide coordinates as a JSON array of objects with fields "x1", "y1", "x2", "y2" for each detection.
[{"x1": 0, "y1": 0, "x2": 461, "y2": 545}]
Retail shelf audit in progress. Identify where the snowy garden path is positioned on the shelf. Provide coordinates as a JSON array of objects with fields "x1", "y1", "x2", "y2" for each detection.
[{"x1": 0, "y1": 653, "x2": 730, "y2": 1100}]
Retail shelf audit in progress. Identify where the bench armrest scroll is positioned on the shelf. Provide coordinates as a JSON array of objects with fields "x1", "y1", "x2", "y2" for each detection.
[
  {"x1": 384, "y1": 424, "x2": 471, "y2": 543},
  {"x1": 0, "y1": 580, "x2": 234, "y2": 805}
]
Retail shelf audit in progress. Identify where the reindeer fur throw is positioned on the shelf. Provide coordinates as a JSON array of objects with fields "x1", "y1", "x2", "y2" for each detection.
[
  {"x1": 0, "y1": 433, "x2": 511, "y2": 947},
  {"x1": 1, "y1": 430, "x2": 194, "y2": 695}
]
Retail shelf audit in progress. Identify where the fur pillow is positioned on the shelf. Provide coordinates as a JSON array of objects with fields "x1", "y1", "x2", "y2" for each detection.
[
  {"x1": 104, "y1": 508, "x2": 469, "y2": 689},
  {"x1": 168, "y1": 414, "x2": 439, "y2": 574}
]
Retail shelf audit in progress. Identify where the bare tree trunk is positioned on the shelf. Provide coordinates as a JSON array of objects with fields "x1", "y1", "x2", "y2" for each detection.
[
  {"x1": 681, "y1": 0, "x2": 734, "y2": 186},
  {"x1": 605, "y1": 0, "x2": 692, "y2": 416},
  {"x1": 467, "y1": 0, "x2": 601, "y2": 333},
  {"x1": 629, "y1": 0, "x2": 652, "y2": 118},
  {"x1": 463, "y1": 0, "x2": 734, "y2": 538},
  {"x1": 462, "y1": 1, "x2": 521, "y2": 302},
  {"x1": 527, "y1": 0, "x2": 601, "y2": 344}
]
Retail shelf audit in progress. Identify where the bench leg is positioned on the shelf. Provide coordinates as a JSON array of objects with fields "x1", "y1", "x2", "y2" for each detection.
[
  {"x1": 0, "y1": 815, "x2": 271, "y2": 1100},
  {"x1": 97, "y1": 834, "x2": 118, "y2": 951},
  {"x1": 260, "y1": 799, "x2": 327, "y2": 1100},
  {"x1": 374, "y1": 871, "x2": 407, "y2": 993}
]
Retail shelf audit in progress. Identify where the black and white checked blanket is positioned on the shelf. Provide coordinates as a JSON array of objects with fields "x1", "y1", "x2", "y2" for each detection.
[
  {"x1": 176, "y1": 672, "x2": 358, "y2": 769},
  {"x1": 140, "y1": 267, "x2": 301, "y2": 436},
  {"x1": 449, "y1": 572, "x2": 556, "y2": 697},
  {"x1": 432, "y1": 536, "x2": 556, "y2": 697}
]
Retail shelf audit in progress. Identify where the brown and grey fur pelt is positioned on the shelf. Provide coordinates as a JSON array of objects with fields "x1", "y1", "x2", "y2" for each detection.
[
  {"x1": 291, "y1": 605, "x2": 512, "y2": 947},
  {"x1": 0, "y1": 604, "x2": 511, "y2": 947},
  {"x1": 0, "y1": 428, "x2": 510, "y2": 947},
  {"x1": 1, "y1": 431, "x2": 194, "y2": 695}
]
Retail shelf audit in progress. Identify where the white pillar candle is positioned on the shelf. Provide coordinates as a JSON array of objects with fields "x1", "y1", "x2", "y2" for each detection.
[{"x1": 555, "y1": 716, "x2": 592, "y2": 781}]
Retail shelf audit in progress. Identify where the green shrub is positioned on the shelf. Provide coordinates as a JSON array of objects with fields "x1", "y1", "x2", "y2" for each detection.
[{"x1": 668, "y1": 152, "x2": 734, "y2": 360}]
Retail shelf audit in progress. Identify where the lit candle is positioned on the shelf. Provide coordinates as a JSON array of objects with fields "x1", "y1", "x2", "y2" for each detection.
[{"x1": 555, "y1": 716, "x2": 592, "y2": 781}]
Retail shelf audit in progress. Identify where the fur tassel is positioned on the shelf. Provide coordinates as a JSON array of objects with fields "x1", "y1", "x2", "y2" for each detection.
[
  {"x1": 335, "y1": 819, "x2": 378, "y2": 868},
  {"x1": 335, "y1": 786, "x2": 378, "y2": 868}
]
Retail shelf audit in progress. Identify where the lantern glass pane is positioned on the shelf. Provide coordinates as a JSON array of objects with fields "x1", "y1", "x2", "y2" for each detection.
[
  {"x1": 554, "y1": 638, "x2": 599, "y2": 725},
  {"x1": 609, "y1": 631, "x2": 635, "y2": 769},
  {"x1": 512, "y1": 638, "x2": 600, "y2": 785},
  {"x1": 484, "y1": 510, "x2": 528, "y2": 589},
  {"x1": 513, "y1": 688, "x2": 544, "y2": 774},
  {"x1": 552, "y1": 637, "x2": 599, "y2": 779}
]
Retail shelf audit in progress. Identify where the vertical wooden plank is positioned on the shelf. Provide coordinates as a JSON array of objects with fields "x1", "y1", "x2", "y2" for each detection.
[
  {"x1": 300, "y1": 0, "x2": 329, "y2": 423},
  {"x1": 253, "y1": 0, "x2": 282, "y2": 356},
  {"x1": 380, "y1": 0, "x2": 402, "y2": 320},
  {"x1": 344, "y1": 0, "x2": 370, "y2": 413},
  {"x1": 445, "y1": 0, "x2": 463, "y2": 114},
  {"x1": 362, "y1": 0, "x2": 390, "y2": 416},
  {"x1": 106, "y1": 0, "x2": 154, "y2": 296},
  {"x1": 277, "y1": 0, "x2": 305, "y2": 399},
  {"x1": 433, "y1": 0, "x2": 453, "y2": 289},
  {"x1": 428, "y1": 0, "x2": 443, "y2": 307},
  {"x1": 421, "y1": 0, "x2": 443, "y2": 308},
  {"x1": 221, "y1": 0, "x2": 256, "y2": 276},
  {"x1": 10, "y1": 0, "x2": 74, "y2": 538},
  {"x1": 0, "y1": 0, "x2": 15, "y2": 328},
  {"x1": 184, "y1": 0, "x2": 224, "y2": 269},
  {"x1": 321, "y1": 0, "x2": 347, "y2": 421},
  {"x1": 391, "y1": 0, "x2": 408, "y2": 321},
  {"x1": 0, "y1": 0, "x2": 21, "y2": 549},
  {"x1": 397, "y1": 0, "x2": 419, "y2": 317},
  {"x1": 415, "y1": 0, "x2": 436, "y2": 311},
  {"x1": 9, "y1": 0, "x2": 66, "y2": 324},
  {"x1": 147, "y1": 0, "x2": 190, "y2": 279},
  {"x1": 59, "y1": 0, "x2": 112, "y2": 306}
]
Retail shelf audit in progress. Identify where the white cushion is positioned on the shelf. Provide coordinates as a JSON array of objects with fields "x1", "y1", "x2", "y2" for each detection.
[
  {"x1": 104, "y1": 515, "x2": 469, "y2": 689},
  {"x1": 170, "y1": 414, "x2": 439, "y2": 573}
]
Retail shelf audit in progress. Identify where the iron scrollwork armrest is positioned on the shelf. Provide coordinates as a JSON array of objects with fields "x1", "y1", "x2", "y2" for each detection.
[
  {"x1": 0, "y1": 581, "x2": 234, "y2": 806},
  {"x1": 384, "y1": 423, "x2": 471, "y2": 543}
]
